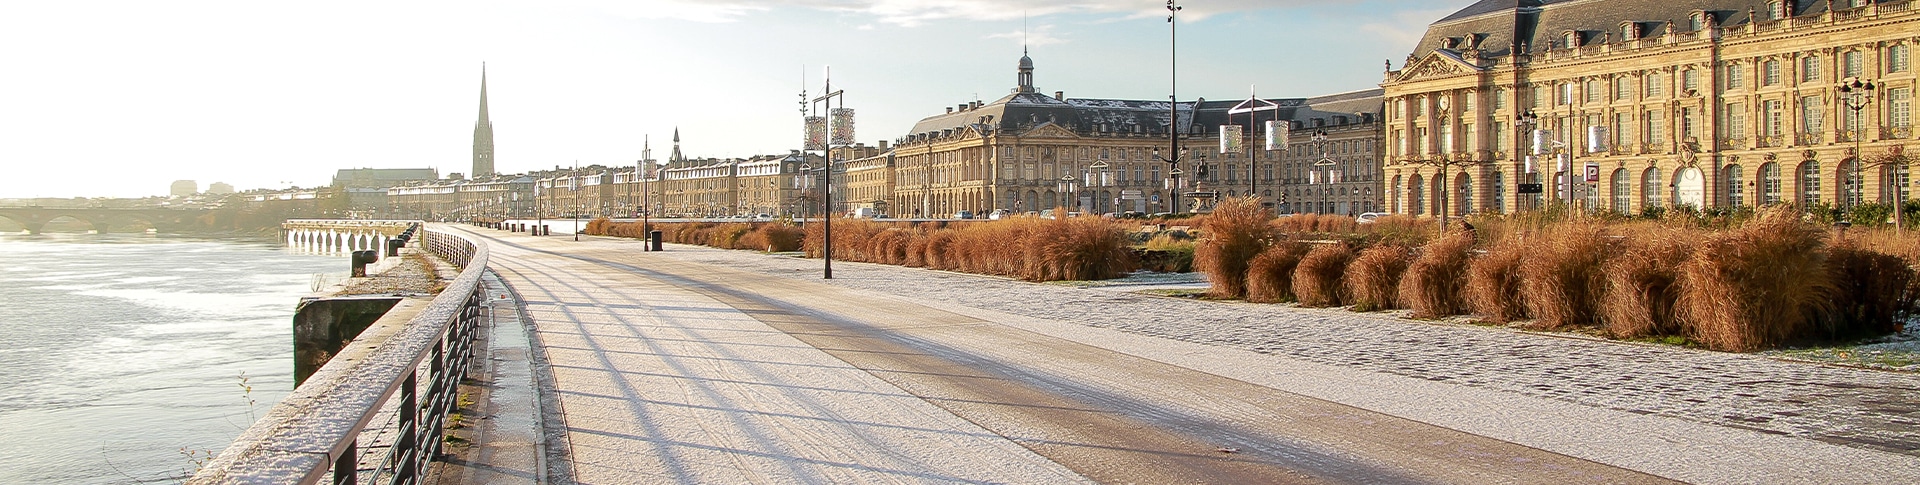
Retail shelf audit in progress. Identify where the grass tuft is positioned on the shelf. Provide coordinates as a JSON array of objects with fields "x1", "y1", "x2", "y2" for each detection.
[
  {"x1": 1195, "y1": 197, "x2": 1273, "y2": 298},
  {"x1": 1346, "y1": 244, "x2": 1412, "y2": 311},
  {"x1": 1293, "y1": 242, "x2": 1356, "y2": 307},
  {"x1": 1400, "y1": 231, "x2": 1475, "y2": 318}
]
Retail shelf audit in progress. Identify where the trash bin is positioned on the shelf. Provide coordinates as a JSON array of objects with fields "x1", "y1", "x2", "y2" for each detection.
[
  {"x1": 351, "y1": 250, "x2": 379, "y2": 277},
  {"x1": 649, "y1": 230, "x2": 663, "y2": 251}
]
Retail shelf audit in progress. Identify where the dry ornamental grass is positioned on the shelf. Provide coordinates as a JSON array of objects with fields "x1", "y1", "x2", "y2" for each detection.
[
  {"x1": 1517, "y1": 223, "x2": 1613, "y2": 330},
  {"x1": 1195, "y1": 197, "x2": 1274, "y2": 299},
  {"x1": 1599, "y1": 225, "x2": 1697, "y2": 339},
  {"x1": 1465, "y1": 236, "x2": 1531, "y2": 323},
  {"x1": 1346, "y1": 244, "x2": 1412, "y2": 311},
  {"x1": 1245, "y1": 240, "x2": 1311, "y2": 304},
  {"x1": 1293, "y1": 243, "x2": 1356, "y2": 307},
  {"x1": 582, "y1": 208, "x2": 1917, "y2": 352},
  {"x1": 1677, "y1": 208, "x2": 1834, "y2": 352},
  {"x1": 1399, "y1": 231, "x2": 1474, "y2": 318}
]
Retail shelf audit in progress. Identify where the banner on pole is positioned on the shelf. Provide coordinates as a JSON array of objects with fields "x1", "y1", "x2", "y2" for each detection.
[
  {"x1": 805, "y1": 116, "x2": 827, "y2": 150},
  {"x1": 1264, "y1": 120, "x2": 1288, "y2": 151},
  {"x1": 1219, "y1": 125, "x2": 1243, "y2": 154},
  {"x1": 830, "y1": 108, "x2": 856, "y2": 146}
]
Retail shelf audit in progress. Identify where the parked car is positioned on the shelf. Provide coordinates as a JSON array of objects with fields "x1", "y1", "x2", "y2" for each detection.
[
  {"x1": 988, "y1": 209, "x2": 1011, "y2": 220},
  {"x1": 953, "y1": 210, "x2": 974, "y2": 219},
  {"x1": 850, "y1": 207, "x2": 878, "y2": 218},
  {"x1": 1356, "y1": 212, "x2": 1389, "y2": 224}
]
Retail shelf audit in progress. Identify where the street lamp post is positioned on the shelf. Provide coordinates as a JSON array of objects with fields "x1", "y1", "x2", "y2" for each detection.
[
  {"x1": 1839, "y1": 77, "x2": 1877, "y2": 218},
  {"x1": 1229, "y1": 89, "x2": 1281, "y2": 209},
  {"x1": 806, "y1": 70, "x2": 848, "y2": 279},
  {"x1": 1517, "y1": 110, "x2": 1582, "y2": 217},
  {"x1": 1309, "y1": 130, "x2": 1332, "y2": 214},
  {"x1": 1057, "y1": 175, "x2": 1076, "y2": 215},
  {"x1": 1154, "y1": 0, "x2": 1185, "y2": 214}
]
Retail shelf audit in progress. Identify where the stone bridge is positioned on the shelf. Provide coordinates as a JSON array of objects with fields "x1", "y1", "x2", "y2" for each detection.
[
  {"x1": 0, "y1": 206, "x2": 208, "y2": 234},
  {"x1": 283, "y1": 219, "x2": 422, "y2": 254}
]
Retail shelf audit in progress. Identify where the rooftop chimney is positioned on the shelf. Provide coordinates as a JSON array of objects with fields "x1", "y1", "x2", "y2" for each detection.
[
  {"x1": 946, "y1": 107, "x2": 954, "y2": 114},
  {"x1": 1054, "y1": 91, "x2": 1064, "y2": 100}
]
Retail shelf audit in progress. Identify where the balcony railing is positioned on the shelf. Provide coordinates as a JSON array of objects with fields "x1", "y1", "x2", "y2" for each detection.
[{"x1": 190, "y1": 227, "x2": 488, "y2": 485}]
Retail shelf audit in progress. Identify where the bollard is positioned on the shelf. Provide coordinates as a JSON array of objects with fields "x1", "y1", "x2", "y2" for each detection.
[
  {"x1": 540, "y1": 225, "x2": 549, "y2": 236},
  {"x1": 350, "y1": 250, "x2": 378, "y2": 277},
  {"x1": 387, "y1": 238, "x2": 404, "y2": 257},
  {"x1": 649, "y1": 230, "x2": 663, "y2": 251}
]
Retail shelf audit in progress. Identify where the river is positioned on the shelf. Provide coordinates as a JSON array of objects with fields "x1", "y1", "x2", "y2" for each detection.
[{"x1": 0, "y1": 234, "x2": 344, "y2": 483}]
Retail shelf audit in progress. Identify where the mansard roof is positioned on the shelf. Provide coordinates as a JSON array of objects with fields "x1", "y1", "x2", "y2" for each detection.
[{"x1": 1412, "y1": 0, "x2": 1825, "y2": 61}]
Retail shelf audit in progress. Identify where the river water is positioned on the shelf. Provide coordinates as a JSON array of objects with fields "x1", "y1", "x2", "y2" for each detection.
[{"x1": 0, "y1": 234, "x2": 344, "y2": 483}]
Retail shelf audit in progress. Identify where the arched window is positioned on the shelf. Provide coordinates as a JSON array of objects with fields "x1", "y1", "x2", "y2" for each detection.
[
  {"x1": 1391, "y1": 174, "x2": 1403, "y2": 213},
  {"x1": 1611, "y1": 168, "x2": 1632, "y2": 213},
  {"x1": 1491, "y1": 171, "x2": 1506, "y2": 214},
  {"x1": 1798, "y1": 160, "x2": 1822, "y2": 208},
  {"x1": 1409, "y1": 174, "x2": 1425, "y2": 216},
  {"x1": 1725, "y1": 164, "x2": 1745, "y2": 207},
  {"x1": 1760, "y1": 162, "x2": 1783, "y2": 204},
  {"x1": 1642, "y1": 167, "x2": 1664, "y2": 209},
  {"x1": 1885, "y1": 163, "x2": 1912, "y2": 204},
  {"x1": 1840, "y1": 158, "x2": 1862, "y2": 207}
]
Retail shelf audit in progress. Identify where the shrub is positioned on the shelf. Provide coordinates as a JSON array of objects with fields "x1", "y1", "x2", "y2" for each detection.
[
  {"x1": 1293, "y1": 243, "x2": 1355, "y2": 307},
  {"x1": 738, "y1": 223, "x2": 805, "y2": 252},
  {"x1": 1195, "y1": 197, "x2": 1273, "y2": 298},
  {"x1": 1400, "y1": 231, "x2": 1474, "y2": 318},
  {"x1": 1599, "y1": 226, "x2": 1696, "y2": 338},
  {"x1": 712, "y1": 223, "x2": 751, "y2": 249},
  {"x1": 1245, "y1": 240, "x2": 1310, "y2": 303},
  {"x1": 585, "y1": 217, "x2": 613, "y2": 235},
  {"x1": 1677, "y1": 208, "x2": 1834, "y2": 352},
  {"x1": 1466, "y1": 236, "x2": 1530, "y2": 323},
  {"x1": 1823, "y1": 239, "x2": 1916, "y2": 340},
  {"x1": 1022, "y1": 216, "x2": 1136, "y2": 281},
  {"x1": 1346, "y1": 244, "x2": 1412, "y2": 311},
  {"x1": 1517, "y1": 223, "x2": 1612, "y2": 330}
]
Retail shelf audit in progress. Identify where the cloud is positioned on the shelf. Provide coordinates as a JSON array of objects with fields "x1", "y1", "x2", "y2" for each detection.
[
  {"x1": 1359, "y1": 6, "x2": 1453, "y2": 59},
  {"x1": 984, "y1": 23, "x2": 1067, "y2": 47}
]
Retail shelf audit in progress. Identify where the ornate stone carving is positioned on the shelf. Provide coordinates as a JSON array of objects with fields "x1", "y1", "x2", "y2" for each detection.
[{"x1": 1404, "y1": 56, "x2": 1469, "y2": 81}]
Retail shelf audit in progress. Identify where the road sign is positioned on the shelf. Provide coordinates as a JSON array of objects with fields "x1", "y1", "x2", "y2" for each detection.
[
  {"x1": 1518, "y1": 183, "x2": 1544, "y2": 194},
  {"x1": 1585, "y1": 163, "x2": 1600, "y2": 183}
]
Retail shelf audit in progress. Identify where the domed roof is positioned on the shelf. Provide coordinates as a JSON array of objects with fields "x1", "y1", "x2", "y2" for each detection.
[{"x1": 1018, "y1": 54, "x2": 1033, "y2": 70}]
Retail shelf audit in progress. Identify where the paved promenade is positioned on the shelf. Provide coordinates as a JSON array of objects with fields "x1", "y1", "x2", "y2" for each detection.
[{"x1": 451, "y1": 226, "x2": 1919, "y2": 484}]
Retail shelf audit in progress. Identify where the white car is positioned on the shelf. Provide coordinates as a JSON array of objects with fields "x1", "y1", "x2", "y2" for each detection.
[{"x1": 1356, "y1": 212, "x2": 1389, "y2": 224}]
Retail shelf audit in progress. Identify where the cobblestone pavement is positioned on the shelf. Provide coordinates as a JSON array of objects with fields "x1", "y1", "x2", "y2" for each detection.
[{"x1": 659, "y1": 244, "x2": 1920, "y2": 459}]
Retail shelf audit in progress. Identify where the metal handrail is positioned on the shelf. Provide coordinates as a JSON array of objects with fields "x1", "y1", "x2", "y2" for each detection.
[{"x1": 190, "y1": 226, "x2": 488, "y2": 485}]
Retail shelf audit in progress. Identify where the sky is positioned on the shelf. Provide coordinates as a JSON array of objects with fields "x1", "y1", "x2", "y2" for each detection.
[{"x1": 0, "y1": 0, "x2": 1459, "y2": 199}]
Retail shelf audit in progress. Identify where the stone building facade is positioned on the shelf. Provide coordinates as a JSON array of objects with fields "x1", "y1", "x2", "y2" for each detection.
[
  {"x1": 895, "y1": 53, "x2": 1387, "y2": 216},
  {"x1": 1382, "y1": 0, "x2": 1918, "y2": 217}
]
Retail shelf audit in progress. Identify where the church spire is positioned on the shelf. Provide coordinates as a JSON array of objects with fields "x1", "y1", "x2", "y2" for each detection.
[
  {"x1": 472, "y1": 63, "x2": 496, "y2": 177},
  {"x1": 670, "y1": 127, "x2": 684, "y2": 164},
  {"x1": 478, "y1": 63, "x2": 490, "y2": 123}
]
